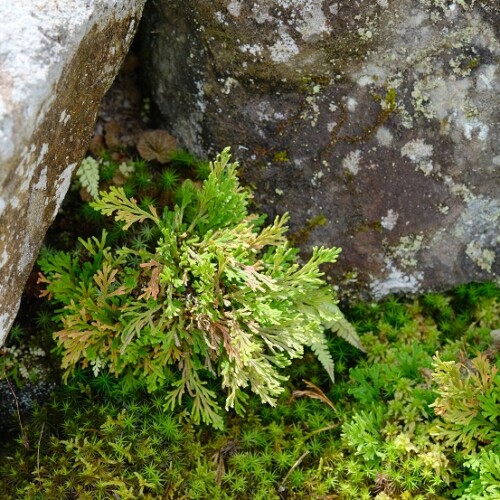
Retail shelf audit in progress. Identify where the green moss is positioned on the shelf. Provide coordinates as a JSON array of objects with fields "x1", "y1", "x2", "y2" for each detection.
[
  {"x1": 384, "y1": 87, "x2": 398, "y2": 112},
  {"x1": 289, "y1": 214, "x2": 328, "y2": 246},
  {"x1": 466, "y1": 57, "x2": 481, "y2": 71},
  {"x1": 355, "y1": 220, "x2": 383, "y2": 233},
  {"x1": 272, "y1": 151, "x2": 290, "y2": 163}
]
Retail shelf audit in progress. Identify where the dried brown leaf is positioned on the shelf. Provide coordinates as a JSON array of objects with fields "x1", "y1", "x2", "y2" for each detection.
[
  {"x1": 139, "y1": 259, "x2": 162, "y2": 300},
  {"x1": 292, "y1": 380, "x2": 337, "y2": 412},
  {"x1": 137, "y1": 130, "x2": 177, "y2": 164}
]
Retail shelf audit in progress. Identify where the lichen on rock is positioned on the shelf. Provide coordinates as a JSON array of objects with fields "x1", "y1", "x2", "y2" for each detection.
[{"x1": 141, "y1": 0, "x2": 499, "y2": 298}]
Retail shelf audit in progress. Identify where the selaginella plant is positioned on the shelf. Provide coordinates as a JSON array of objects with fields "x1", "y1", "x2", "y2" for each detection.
[
  {"x1": 430, "y1": 352, "x2": 500, "y2": 499},
  {"x1": 38, "y1": 148, "x2": 361, "y2": 428},
  {"x1": 430, "y1": 352, "x2": 500, "y2": 454}
]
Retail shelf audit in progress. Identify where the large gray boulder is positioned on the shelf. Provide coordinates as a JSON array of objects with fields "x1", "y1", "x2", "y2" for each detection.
[
  {"x1": 141, "y1": 0, "x2": 499, "y2": 299},
  {"x1": 0, "y1": 0, "x2": 146, "y2": 346}
]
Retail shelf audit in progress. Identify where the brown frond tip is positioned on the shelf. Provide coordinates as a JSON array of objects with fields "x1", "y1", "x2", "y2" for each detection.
[
  {"x1": 139, "y1": 259, "x2": 162, "y2": 300},
  {"x1": 137, "y1": 129, "x2": 177, "y2": 164},
  {"x1": 36, "y1": 272, "x2": 53, "y2": 299},
  {"x1": 292, "y1": 380, "x2": 337, "y2": 412}
]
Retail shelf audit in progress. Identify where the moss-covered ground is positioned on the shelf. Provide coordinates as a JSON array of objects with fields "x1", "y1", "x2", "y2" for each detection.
[{"x1": 1, "y1": 281, "x2": 498, "y2": 499}]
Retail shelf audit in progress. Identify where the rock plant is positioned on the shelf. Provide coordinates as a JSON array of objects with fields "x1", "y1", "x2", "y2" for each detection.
[{"x1": 38, "y1": 148, "x2": 361, "y2": 428}]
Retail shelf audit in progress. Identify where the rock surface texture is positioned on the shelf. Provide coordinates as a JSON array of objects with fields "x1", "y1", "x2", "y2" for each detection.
[
  {"x1": 141, "y1": 0, "x2": 499, "y2": 299},
  {"x1": 0, "y1": 0, "x2": 146, "y2": 346}
]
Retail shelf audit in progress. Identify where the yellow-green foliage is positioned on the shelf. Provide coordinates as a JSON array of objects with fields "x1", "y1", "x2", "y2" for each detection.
[
  {"x1": 38, "y1": 149, "x2": 358, "y2": 429},
  {"x1": 431, "y1": 353, "x2": 500, "y2": 453},
  {"x1": 76, "y1": 157, "x2": 100, "y2": 199},
  {"x1": 431, "y1": 353, "x2": 500, "y2": 499}
]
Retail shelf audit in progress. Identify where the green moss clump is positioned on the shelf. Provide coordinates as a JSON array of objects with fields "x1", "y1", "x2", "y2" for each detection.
[
  {"x1": 289, "y1": 214, "x2": 329, "y2": 246},
  {"x1": 273, "y1": 151, "x2": 290, "y2": 163}
]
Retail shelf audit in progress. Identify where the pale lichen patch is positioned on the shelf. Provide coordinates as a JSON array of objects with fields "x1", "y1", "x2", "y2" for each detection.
[
  {"x1": 17, "y1": 143, "x2": 49, "y2": 195},
  {"x1": 410, "y1": 83, "x2": 435, "y2": 120},
  {"x1": 227, "y1": 0, "x2": 242, "y2": 17},
  {"x1": 437, "y1": 204, "x2": 450, "y2": 215},
  {"x1": 214, "y1": 11, "x2": 228, "y2": 25},
  {"x1": 34, "y1": 165, "x2": 48, "y2": 190},
  {"x1": 0, "y1": 312, "x2": 14, "y2": 347},
  {"x1": 328, "y1": 3, "x2": 339, "y2": 15},
  {"x1": 276, "y1": 0, "x2": 329, "y2": 42},
  {"x1": 251, "y1": 3, "x2": 272, "y2": 24},
  {"x1": 17, "y1": 235, "x2": 34, "y2": 275},
  {"x1": 381, "y1": 209, "x2": 399, "y2": 230},
  {"x1": 301, "y1": 95, "x2": 320, "y2": 127},
  {"x1": 401, "y1": 139, "x2": 434, "y2": 175},
  {"x1": 53, "y1": 163, "x2": 77, "y2": 217},
  {"x1": 222, "y1": 77, "x2": 239, "y2": 95},
  {"x1": 476, "y1": 65, "x2": 497, "y2": 92},
  {"x1": 326, "y1": 122, "x2": 337, "y2": 132},
  {"x1": 239, "y1": 44, "x2": 263, "y2": 57},
  {"x1": 371, "y1": 261, "x2": 422, "y2": 298},
  {"x1": 426, "y1": 75, "x2": 471, "y2": 121},
  {"x1": 269, "y1": 31, "x2": 299, "y2": 63},
  {"x1": 342, "y1": 150, "x2": 362, "y2": 175},
  {"x1": 353, "y1": 63, "x2": 388, "y2": 88},
  {"x1": 401, "y1": 139, "x2": 433, "y2": 162},
  {"x1": 0, "y1": 249, "x2": 7, "y2": 269},
  {"x1": 376, "y1": 126, "x2": 393, "y2": 146},
  {"x1": 462, "y1": 118, "x2": 489, "y2": 141},
  {"x1": 412, "y1": 160, "x2": 432, "y2": 176},
  {"x1": 444, "y1": 176, "x2": 475, "y2": 202},
  {"x1": 311, "y1": 169, "x2": 324, "y2": 188},
  {"x1": 389, "y1": 233, "x2": 425, "y2": 268},
  {"x1": 346, "y1": 97, "x2": 358, "y2": 112},
  {"x1": 465, "y1": 241, "x2": 496, "y2": 272},
  {"x1": 59, "y1": 109, "x2": 70, "y2": 125}
]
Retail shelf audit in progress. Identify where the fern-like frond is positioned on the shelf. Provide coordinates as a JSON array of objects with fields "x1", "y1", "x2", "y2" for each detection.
[
  {"x1": 308, "y1": 332, "x2": 335, "y2": 383},
  {"x1": 76, "y1": 157, "x2": 100, "y2": 199},
  {"x1": 91, "y1": 186, "x2": 160, "y2": 230},
  {"x1": 37, "y1": 148, "x2": 361, "y2": 429},
  {"x1": 328, "y1": 314, "x2": 366, "y2": 353}
]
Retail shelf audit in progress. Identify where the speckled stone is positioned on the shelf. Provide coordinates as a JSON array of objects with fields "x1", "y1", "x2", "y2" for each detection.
[
  {"x1": 0, "y1": 0, "x2": 146, "y2": 346},
  {"x1": 141, "y1": 0, "x2": 499, "y2": 299}
]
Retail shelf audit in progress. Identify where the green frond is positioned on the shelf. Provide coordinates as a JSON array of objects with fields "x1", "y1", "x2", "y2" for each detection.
[
  {"x1": 76, "y1": 157, "x2": 100, "y2": 199},
  {"x1": 309, "y1": 332, "x2": 335, "y2": 383},
  {"x1": 36, "y1": 148, "x2": 359, "y2": 429},
  {"x1": 90, "y1": 186, "x2": 160, "y2": 230},
  {"x1": 329, "y1": 314, "x2": 366, "y2": 353}
]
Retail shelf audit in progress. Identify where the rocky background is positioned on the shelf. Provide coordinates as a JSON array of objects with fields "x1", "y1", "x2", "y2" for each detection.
[{"x1": 139, "y1": 0, "x2": 499, "y2": 299}]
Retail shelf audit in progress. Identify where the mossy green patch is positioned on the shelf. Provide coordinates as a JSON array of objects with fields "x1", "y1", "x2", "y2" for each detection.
[{"x1": 2, "y1": 282, "x2": 498, "y2": 498}]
